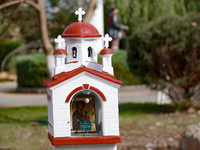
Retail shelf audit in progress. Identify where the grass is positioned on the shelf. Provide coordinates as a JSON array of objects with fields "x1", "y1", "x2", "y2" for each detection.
[
  {"x1": 0, "y1": 104, "x2": 199, "y2": 150},
  {"x1": 0, "y1": 103, "x2": 175, "y2": 125},
  {"x1": 0, "y1": 106, "x2": 47, "y2": 126},
  {"x1": 119, "y1": 103, "x2": 175, "y2": 116},
  {"x1": 0, "y1": 106, "x2": 49, "y2": 150}
]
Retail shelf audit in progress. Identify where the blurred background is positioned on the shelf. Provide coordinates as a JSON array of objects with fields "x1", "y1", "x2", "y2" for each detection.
[{"x1": 0, "y1": 0, "x2": 200, "y2": 150}]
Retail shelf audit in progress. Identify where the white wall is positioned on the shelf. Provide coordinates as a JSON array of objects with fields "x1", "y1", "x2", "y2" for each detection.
[
  {"x1": 64, "y1": 37, "x2": 100, "y2": 64},
  {"x1": 50, "y1": 72, "x2": 121, "y2": 138},
  {"x1": 52, "y1": 143, "x2": 117, "y2": 150}
]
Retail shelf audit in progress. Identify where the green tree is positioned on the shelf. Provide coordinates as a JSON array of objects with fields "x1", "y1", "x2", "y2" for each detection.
[
  {"x1": 0, "y1": 0, "x2": 55, "y2": 77},
  {"x1": 128, "y1": 14, "x2": 200, "y2": 109},
  {"x1": 0, "y1": 0, "x2": 97, "y2": 77},
  {"x1": 104, "y1": 0, "x2": 200, "y2": 36}
]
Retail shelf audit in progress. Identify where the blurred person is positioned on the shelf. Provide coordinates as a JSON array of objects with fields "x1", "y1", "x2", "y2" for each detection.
[{"x1": 107, "y1": 5, "x2": 128, "y2": 51}]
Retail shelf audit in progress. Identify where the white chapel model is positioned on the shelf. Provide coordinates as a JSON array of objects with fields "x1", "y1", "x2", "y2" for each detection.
[{"x1": 43, "y1": 7, "x2": 122, "y2": 150}]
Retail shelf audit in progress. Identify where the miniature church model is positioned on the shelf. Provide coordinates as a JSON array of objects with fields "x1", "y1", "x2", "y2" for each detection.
[{"x1": 43, "y1": 7, "x2": 122, "y2": 150}]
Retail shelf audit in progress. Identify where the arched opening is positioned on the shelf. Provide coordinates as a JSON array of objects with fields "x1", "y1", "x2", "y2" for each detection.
[
  {"x1": 88, "y1": 47, "x2": 92, "y2": 57},
  {"x1": 72, "y1": 47, "x2": 77, "y2": 58},
  {"x1": 70, "y1": 90, "x2": 102, "y2": 137}
]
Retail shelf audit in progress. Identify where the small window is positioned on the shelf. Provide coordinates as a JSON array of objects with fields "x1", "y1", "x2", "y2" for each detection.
[
  {"x1": 72, "y1": 47, "x2": 77, "y2": 58},
  {"x1": 88, "y1": 47, "x2": 92, "y2": 57}
]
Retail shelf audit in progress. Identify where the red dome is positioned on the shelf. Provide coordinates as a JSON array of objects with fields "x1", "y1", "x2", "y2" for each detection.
[
  {"x1": 53, "y1": 49, "x2": 68, "y2": 55},
  {"x1": 62, "y1": 22, "x2": 101, "y2": 38},
  {"x1": 99, "y1": 48, "x2": 114, "y2": 55}
]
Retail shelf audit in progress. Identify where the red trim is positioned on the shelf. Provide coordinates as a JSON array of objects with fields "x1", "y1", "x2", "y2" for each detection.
[
  {"x1": 83, "y1": 84, "x2": 89, "y2": 89},
  {"x1": 65, "y1": 85, "x2": 106, "y2": 103},
  {"x1": 43, "y1": 66, "x2": 122, "y2": 88},
  {"x1": 65, "y1": 86, "x2": 83, "y2": 102},
  {"x1": 54, "y1": 49, "x2": 68, "y2": 55},
  {"x1": 47, "y1": 93, "x2": 51, "y2": 101},
  {"x1": 48, "y1": 121, "x2": 52, "y2": 128},
  {"x1": 53, "y1": 72, "x2": 66, "y2": 80},
  {"x1": 66, "y1": 61, "x2": 79, "y2": 64},
  {"x1": 48, "y1": 132, "x2": 121, "y2": 145},
  {"x1": 62, "y1": 34, "x2": 102, "y2": 38},
  {"x1": 89, "y1": 86, "x2": 106, "y2": 101},
  {"x1": 102, "y1": 71, "x2": 115, "y2": 78},
  {"x1": 62, "y1": 22, "x2": 101, "y2": 38},
  {"x1": 100, "y1": 48, "x2": 114, "y2": 55}
]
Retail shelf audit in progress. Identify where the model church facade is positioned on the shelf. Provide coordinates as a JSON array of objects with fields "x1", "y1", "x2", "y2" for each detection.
[{"x1": 43, "y1": 7, "x2": 122, "y2": 150}]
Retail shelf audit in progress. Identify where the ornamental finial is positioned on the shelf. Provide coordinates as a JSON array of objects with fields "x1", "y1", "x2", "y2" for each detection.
[
  {"x1": 54, "y1": 35, "x2": 65, "y2": 49},
  {"x1": 75, "y1": 7, "x2": 85, "y2": 22},
  {"x1": 102, "y1": 34, "x2": 112, "y2": 48}
]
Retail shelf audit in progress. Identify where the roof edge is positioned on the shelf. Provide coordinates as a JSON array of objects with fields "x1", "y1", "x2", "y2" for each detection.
[
  {"x1": 62, "y1": 34, "x2": 102, "y2": 38},
  {"x1": 43, "y1": 66, "x2": 122, "y2": 88}
]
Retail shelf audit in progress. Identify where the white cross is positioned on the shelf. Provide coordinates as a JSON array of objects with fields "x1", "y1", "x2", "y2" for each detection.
[
  {"x1": 102, "y1": 34, "x2": 112, "y2": 48},
  {"x1": 54, "y1": 35, "x2": 65, "y2": 49},
  {"x1": 75, "y1": 7, "x2": 85, "y2": 22}
]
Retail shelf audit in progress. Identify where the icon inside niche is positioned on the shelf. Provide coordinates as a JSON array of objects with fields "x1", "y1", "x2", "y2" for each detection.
[{"x1": 71, "y1": 96, "x2": 96, "y2": 133}]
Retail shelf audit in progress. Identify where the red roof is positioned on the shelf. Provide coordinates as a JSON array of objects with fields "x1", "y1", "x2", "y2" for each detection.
[
  {"x1": 53, "y1": 49, "x2": 68, "y2": 55},
  {"x1": 99, "y1": 48, "x2": 114, "y2": 55},
  {"x1": 43, "y1": 66, "x2": 122, "y2": 88},
  {"x1": 62, "y1": 22, "x2": 102, "y2": 38}
]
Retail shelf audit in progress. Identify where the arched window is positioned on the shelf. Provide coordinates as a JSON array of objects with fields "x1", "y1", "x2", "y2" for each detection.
[
  {"x1": 88, "y1": 47, "x2": 92, "y2": 57},
  {"x1": 70, "y1": 90, "x2": 102, "y2": 137},
  {"x1": 72, "y1": 47, "x2": 77, "y2": 58}
]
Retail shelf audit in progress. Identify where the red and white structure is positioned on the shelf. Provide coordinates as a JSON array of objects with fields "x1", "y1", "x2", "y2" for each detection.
[{"x1": 43, "y1": 7, "x2": 122, "y2": 150}]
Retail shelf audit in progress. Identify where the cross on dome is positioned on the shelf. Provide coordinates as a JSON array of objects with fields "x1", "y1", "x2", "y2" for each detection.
[
  {"x1": 75, "y1": 7, "x2": 85, "y2": 22},
  {"x1": 54, "y1": 35, "x2": 65, "y2": 49},
  {"x1": 102, "y1": 34, "x2": 112, "y2": 48}
]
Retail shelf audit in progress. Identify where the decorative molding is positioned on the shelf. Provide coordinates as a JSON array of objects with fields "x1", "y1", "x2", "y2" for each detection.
[
  {"x1": 48, "y1": 121, "x2": 52, "y2": 128},
  {"x1": 65, "y1": 86, "x2": 83, "y2": 102},
  {"x1": 48, "y1": 132, "x2": 121, "y2": 145},
  {"x1": 43, "y1": 66, "x2": 122, "y2": 88},
  {"x1": 47, "y1": 93, "x2": 51, "y2": 101},
  {"x1": 65, "y1": 85, "x2": 106, "y2": 103},
  {"x1": 83, "y1": 84, "x2": 89, "y2": 89},
  {"x1": 89, "y1": 86, "x2": 106, "y2": 101}
]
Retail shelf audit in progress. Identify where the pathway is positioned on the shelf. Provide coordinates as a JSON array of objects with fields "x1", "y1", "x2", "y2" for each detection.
[{"x1": 0, "y1": 82, "x2": 157, "y2": 108}]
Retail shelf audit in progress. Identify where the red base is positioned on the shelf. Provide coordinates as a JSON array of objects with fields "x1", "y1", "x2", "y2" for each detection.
[{"x1": 48, "y1": 132, "x2": 121, "y2": 146}]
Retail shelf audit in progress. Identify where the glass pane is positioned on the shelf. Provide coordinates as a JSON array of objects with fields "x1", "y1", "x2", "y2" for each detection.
[
  {"x1": 88, "y1": 47, "x2": 92, "y2": 57},
  {"x1": 72, "y1": 47, "x2": 77, "y2": 58},
  {"x1": 70, "y1": 90, "x2": 102, "y2": 137}
]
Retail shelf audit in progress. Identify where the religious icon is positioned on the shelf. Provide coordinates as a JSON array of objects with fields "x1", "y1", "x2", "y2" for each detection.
[
  {"x1": 71, "y1": 96, "x2": 96, "y2": 134},
  {"x1": 72, "y1": 101, "x2": 85, "y2": 130},
  {"x1": 83, "y1": 111, "x2": 90, "y2": 121}
]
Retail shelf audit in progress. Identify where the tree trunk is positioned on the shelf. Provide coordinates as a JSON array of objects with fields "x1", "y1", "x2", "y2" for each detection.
[
  {"x1": 83, "y1": 0, "x2": 97, "y2": 23},
  {"x1": 0, "y1": 0, "x2": 55, "y2": 77},
  {"x1": 37, "y1": 0, "x2": 55, "y2": 77}
]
